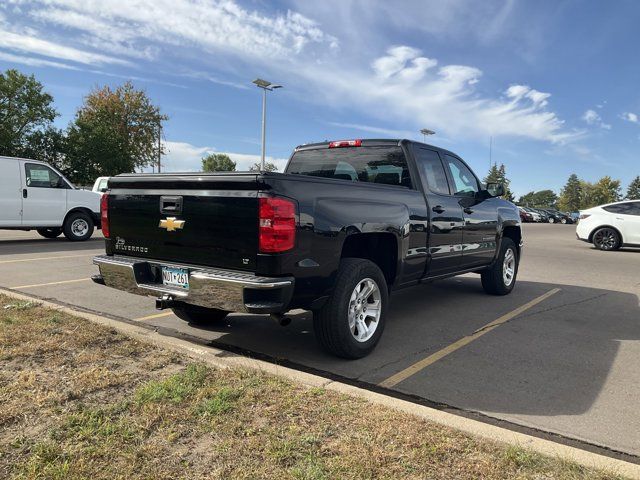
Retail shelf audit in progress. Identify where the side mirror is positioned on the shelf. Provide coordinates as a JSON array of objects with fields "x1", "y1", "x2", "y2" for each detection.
[
  {"x1": 485, "y1": 182, "x2": 505, "y2": 198},
  {"x1": 100, "y1": 187, "x2": 108, "y2": 193}
]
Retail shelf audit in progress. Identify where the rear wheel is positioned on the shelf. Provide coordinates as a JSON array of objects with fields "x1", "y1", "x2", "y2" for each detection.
[
  {"x1": 313, "y1": 258, "x2": 388, "y2": 359},
  {"x1": 548, "y1": 217, "x2": 555, "y2": 223},
  {"x1": 481, "y1": 238, "x2": 518, "y2": 295},
  {"x1": 36, "y1": 227, "x2": 62, "y2": 239},
  {"x1": 63, "y1": 211, "x2": 94, "y2": 241},
  {"x1": 592, "y1": 227, "x2": 621, "y2": 251},
  {"x1": 172, "y1": 304, "x2": 229, "y2": 325}
]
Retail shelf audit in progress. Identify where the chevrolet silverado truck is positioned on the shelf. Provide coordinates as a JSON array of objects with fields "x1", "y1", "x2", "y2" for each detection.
[{"x1": 92, "y1": 139, "x2": 522, "y2": 358}]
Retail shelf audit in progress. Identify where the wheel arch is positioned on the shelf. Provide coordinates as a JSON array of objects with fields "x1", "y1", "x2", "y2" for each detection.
[{"x1": 340, "y1": 232, "x2": 399, "y2": 289}]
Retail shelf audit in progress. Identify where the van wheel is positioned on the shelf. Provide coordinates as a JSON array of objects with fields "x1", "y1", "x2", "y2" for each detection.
[
  {"x1": 172, "y1": 305, "x2": 229, "y2": 325},
  {"x1": 481, "y1": 238, "x2": 518, "y2": 295},
  {"x1": 313, "y1": 258, "x2": 388, "y2": 359},
  {"x1": 37, "y1": 228, "x2": 62, "y2": 239},
  {"x1": 63, "y1": 212, "x2": 94, "y2": 241}
]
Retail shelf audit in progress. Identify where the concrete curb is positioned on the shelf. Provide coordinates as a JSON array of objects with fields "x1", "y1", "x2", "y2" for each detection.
[{"x1": 2, "y1": 287, "x2": 639, "y2": 479}]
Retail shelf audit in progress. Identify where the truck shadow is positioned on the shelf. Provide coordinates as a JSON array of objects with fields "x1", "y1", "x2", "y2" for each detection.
[{"x1": 190, "y1": 277, "x2": 639, "y2": 418}]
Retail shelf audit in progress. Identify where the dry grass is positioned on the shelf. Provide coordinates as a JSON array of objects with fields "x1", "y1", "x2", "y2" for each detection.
[{"x1": 0, "y1": 295, "x2": 627, "y2": 479}]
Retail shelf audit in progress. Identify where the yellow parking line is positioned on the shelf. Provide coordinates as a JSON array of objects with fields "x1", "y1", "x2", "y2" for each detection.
[
  {"x1": 134, "y1": 311, "x2": 175, "y2": 321},
  {"x1": 12, "y1": 278, "x2": 91, "y2": 289},
  {"x1": 378, "y1": 288, "x2": 561, "y2": 389},
  {"x1": 0, "y1": 254, "x2": 92, "y2": 265}
]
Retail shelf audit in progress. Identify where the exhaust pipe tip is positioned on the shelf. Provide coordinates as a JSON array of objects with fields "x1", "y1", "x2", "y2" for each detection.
[{"x1": 270, "y1": 313, "x2": 291, "y2": 327}]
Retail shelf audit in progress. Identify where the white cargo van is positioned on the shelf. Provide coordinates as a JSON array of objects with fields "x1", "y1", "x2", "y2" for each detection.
[{"x1": 0, "y1": 156, "x2": 101, "y2": 241}]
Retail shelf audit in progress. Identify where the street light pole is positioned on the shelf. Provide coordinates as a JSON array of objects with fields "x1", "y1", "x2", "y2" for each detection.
[
  {"x1": 260, "y1": 87, "x2": 266, "y2": 171},
  {"x1": 253, "y1": 78, "x2": 282, "y2": 172}
]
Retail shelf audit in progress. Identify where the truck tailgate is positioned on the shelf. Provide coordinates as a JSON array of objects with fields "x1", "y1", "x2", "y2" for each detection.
[{"x1": 107, "y1": 173, "x2": 260, "y2": 271}]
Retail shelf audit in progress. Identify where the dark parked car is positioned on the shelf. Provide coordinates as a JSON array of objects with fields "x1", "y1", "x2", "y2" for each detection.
[
  {"x1": 93, "y1": 139, "x2": 523, "y2": 359},
  {"x1": 518, "y1": 207, "x2": 534, "y2": 223},
  {"x1": 542, "y1": 209, "x2": 573, "y2": 224}
]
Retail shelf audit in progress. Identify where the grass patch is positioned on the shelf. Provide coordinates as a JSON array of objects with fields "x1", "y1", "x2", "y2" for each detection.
[{"x1": 0, "y1": 294, "x2": 628, "y2": 480}]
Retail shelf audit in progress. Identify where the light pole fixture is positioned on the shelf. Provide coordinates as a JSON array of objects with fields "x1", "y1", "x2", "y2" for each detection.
[
  {"x1": 420, "y1": 128, "x2": 435, "y2": 142},
  {"x1": 253, "y1": 78, "x2": 283, "y2": 171}
]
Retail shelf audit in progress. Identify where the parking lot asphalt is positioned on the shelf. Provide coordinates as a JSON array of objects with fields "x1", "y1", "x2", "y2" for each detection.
[{"x1": 1, "y1": 224, "x2": 639, "y2": 457}]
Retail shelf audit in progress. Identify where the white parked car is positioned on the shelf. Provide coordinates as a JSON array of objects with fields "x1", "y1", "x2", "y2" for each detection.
[
  {"x1": 92, "y1": 176, "x2": 110, "y2": 194},
  {"x1": 576, "y1": 200, "x2": 640, "y2": 250},
  {"x1": 0, "y1": 156, "x2": 101, "y2": 241}
]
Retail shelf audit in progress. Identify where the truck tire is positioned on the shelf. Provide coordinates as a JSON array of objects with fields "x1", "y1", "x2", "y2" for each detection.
[
  {"x1": 313, "y1": 258, "x2": 388, "y2": 359},
  {"x1": 63, "y1": 211, "x2": 94, "y2": 241},
  {"x1": 37, "y1": 227, "x2": 62, "y2": 239},
  {"x1": 481, "y1": 237, "x2": 518, "y2": 295},
  {"x1": 172, "y1": 305, "x2": 229, "y2": 325}
]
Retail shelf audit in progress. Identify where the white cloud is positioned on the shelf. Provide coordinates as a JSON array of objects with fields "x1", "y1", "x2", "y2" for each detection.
[
  {"x1": 326, "y1": 122, "x2": 419, "y2": 139},
  {"x1": 0, "y1": 50, "x2": 78, "y2": 69},
  {"x1": 3, "y1": 1, "x2": 573, "y2": 144},
  {"x1": 582, "y1": 109, "x2": 611, "y2": 130},
  {"x1": 161, "y1": 140, "x2": 287, "y2": 172},
  {"x1": 18, "y1": 0, "x2": 337, "y2": 61},
  {"x1": 0, "y1": 27, "x2": 129, "y2": 65},
  {"x1": 621, "y1": 112, "x2": 639, "y2": 123}
]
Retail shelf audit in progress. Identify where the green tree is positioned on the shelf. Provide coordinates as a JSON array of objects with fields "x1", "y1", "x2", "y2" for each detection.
[
  {"x1": 483, "y1": 163, "x2": 514, "y2": 201},
  {"x1": 19, "y1": 127, "x2": 67, "y2": 172},
  {"x1": 249, "y1": 161, "x2": 279, "y2": 172},
  {"x1": 201, "y1": 153, "x2": 236, "y2": 172},
  {"x1": 626, "y1": 176, "x2": 640, "y2": 200},
  {"x1": 590, "y1": 176, "x2": 621, "y2": 206},
  {"x1": 0, "y1": 69, "x2": 57, "y2": 157},
  {"x1": 65, "y1": 81, "x2": 167, "y2": 184},
  {"x1": 557, "y1": 174, "x2": 582, "y2": 212},
  {"x1": 518, "y1": 190, "x2": 558, "y2": 208}
]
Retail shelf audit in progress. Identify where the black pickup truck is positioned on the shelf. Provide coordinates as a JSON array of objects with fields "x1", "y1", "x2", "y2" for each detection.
[{"x1": 93, "y1": 139, "x2": 522, "y2": 358}]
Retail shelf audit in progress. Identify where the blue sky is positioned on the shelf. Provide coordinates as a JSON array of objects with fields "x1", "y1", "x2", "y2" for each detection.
[{"x1": 1, "y1": 0, "x2": 639, "y2": 197}]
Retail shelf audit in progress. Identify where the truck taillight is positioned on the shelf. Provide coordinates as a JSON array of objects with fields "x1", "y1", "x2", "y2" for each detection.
[
  {"x1": 258, "y1": 197, "x2": 296, "y2": 253},
  {"x1": 101, "y1": 193, "x2": 110, "y2": 238},
  {"x1": 328, "y1": 139, "x2": 362, "y2": 148}
]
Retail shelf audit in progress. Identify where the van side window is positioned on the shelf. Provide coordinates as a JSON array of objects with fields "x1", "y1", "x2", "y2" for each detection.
[{"x1": 25, "y1": 163, "x2": 66, "y2": 189}]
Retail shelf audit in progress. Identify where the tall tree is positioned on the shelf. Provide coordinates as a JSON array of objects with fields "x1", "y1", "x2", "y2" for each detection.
[
  {"x1": 590, "y1": 176, "x2": 621, "y2": 206},
  {"x1": 0, "y1": 69, "x2": 57, "y2": 157},
  {"x1": 557, "y1": 174, "x2": 582, "y2": 212},
  {"x1": 483, "y1": 163, "x2": 514, "y2": 201},
  {"x1": 201, "y1": 153, "x2": 236, "y2": 172},
  {"x1": 626, "y1": 176, "x2": 640, "y2": 200},
  {"x1": 65, "y1": 81, "x2": 167, "y2": 184},
  {"x1": 249, "y1": 161, "x2": 279, "y2": 172}
]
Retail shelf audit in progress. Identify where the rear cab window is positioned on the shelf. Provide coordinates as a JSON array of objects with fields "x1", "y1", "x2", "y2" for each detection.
[{"x1": 286, "y1": 145, "x2": 413, "y2": 189}]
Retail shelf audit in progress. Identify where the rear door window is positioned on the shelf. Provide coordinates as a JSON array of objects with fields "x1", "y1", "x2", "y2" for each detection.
[
  {"x1": 412, "y1": 147, "x2": 450, "y2": 195},
  {"x1": 604, "y1": 202, "x2": 640, "y2": 215},
  {"x1": 287, "y1": 146, "x2": 413, "y2": 189}
]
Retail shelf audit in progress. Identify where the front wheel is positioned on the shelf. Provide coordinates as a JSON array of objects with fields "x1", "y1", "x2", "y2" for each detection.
[
  {"x1": 313, "y1": 258, "x2": 388, "y2": 359},
  {"x1": 548, "y1": 217, "x2": 555, "y2": 223},
  {"x1": 481, "y1": 238, "x2": 518, "y2": 295},
  {"x1": 592, "y1": 227, "x2": 621, "y2": 251},
  {"x1": 172, "y1": 304, "x2": 229, "y2": 325},
  {"x1": 63, "y1": 212, "x2": 94, "y2": 241},
  {"x1": 560, "y1": 218, "x2": 567, "y2": 224},
  {"x1": 37, "y1": 227, "x2": 62, "y2": 239}
]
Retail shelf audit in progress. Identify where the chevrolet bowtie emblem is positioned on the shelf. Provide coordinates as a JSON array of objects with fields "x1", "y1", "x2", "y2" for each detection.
[{"x1": 159, "y1": 217, "x2": 185, "y2": 232}]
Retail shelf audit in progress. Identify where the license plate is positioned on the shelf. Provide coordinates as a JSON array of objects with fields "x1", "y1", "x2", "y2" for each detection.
[{"x1": 161, "y1": 267, "x2": 189, "y2": 290}]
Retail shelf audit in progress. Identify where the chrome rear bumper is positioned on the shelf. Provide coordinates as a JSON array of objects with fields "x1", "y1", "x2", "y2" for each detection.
[{"x1": 93, "y1": 254, "x2": 294, "y2": 314}]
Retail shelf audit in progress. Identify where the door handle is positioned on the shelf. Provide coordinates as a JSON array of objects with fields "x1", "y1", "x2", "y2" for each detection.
[
  {"x1": 464, "y1": 207, "x2": 474, "y2": 214},
  {"x1": 432, "y1": 205, "x2": 445, "y2": 214},
  {"x1": 22, "y1": 188, "x2": 27, "y2": 199}
]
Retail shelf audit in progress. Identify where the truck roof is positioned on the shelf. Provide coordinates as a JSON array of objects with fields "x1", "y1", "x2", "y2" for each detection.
[{"x1": 294, "y1": 138, "x2": 456, "y2": 156}]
